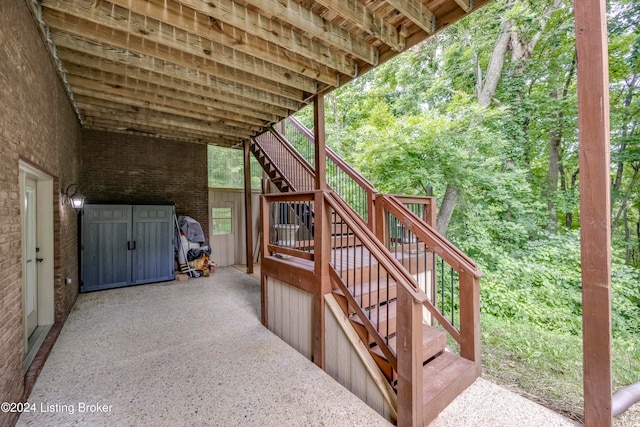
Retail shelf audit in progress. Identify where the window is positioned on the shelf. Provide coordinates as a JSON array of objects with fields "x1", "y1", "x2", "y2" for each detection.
[
  {"x1": 211, "y1": 207, "x2": 232, "y2": 235},
  {"x1": 208, "y1": 145, "x2": 262, "y2": 189}
]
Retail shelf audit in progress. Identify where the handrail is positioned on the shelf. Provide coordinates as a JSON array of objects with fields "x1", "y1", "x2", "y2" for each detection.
[
  {"x1": 287, "y1": 116, "x2": 377, "y2": 229},
  {"x1": 377, "y1": 193, "x2": 482, "y2": 361},
  {"x1": 288, "y1": 116, "x2": 378, "y2": 193},
  {"x1": 326, "y1": 192, "x2": 427, "y2": 303},
  {"x1": 251, "y1": 135, "x2": 296, "y2": 192},
  {"x1": 381, "y1": 194, "x2": 481, "y2": 276},
  {"x1": 268, "y1": 126, "x2": 317, "y2": 183}
]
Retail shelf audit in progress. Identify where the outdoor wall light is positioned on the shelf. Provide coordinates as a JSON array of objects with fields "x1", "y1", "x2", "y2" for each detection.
[{"x1": 61, "y1": 184, "x2": 85, "y2": 211}]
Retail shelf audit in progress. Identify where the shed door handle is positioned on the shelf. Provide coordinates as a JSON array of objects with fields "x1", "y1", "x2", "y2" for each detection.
[{"x1": 127, "y1": 241, "x2": 136, "y2": 250}]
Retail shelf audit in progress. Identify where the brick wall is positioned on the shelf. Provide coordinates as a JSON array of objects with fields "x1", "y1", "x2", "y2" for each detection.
[
  {"x1": 81, "y1": 130, "x2": 210, "y2": 241},
  {"x1": 0, "y1": 2, "x2": 82, "y2": 426}
]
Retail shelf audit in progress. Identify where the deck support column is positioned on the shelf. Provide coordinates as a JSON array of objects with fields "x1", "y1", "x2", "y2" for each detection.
[
  {"x1": 244, "y1": 139, "x2": 254, "y2": 274},
  {"x1": 313, "y1": 95, "x2": 329, "y2": 368},
  {"x1": 574, "y1": 1, "x2": 612, "y2": 425},
  {"x1": 314, "y1": 94, "x2": 327, "y2": 191}
]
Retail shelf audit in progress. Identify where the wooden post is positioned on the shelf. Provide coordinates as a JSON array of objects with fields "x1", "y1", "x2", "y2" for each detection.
[
  {"x1": 396, "y1": 287, "x2": 424, "y2": 427},
  {"x1": 243, "y1": 139, "x2": 254, "y2": 274},
  {"x1": 459, "y1": 272, "x2": 481, "y2": 374},
  {"x1": 574, "y1": 1, "x2": 612, "y2": 425},
  {"x1": 314, "y1": 94, "x2": 327, "y2": 190},
  {"x1": 312, "y1": 190, "x2": 331, "y2": 368},
  {"x1": 426, "y1": 197, "x2": 437, "y2": 229},
  {"x1": 375, "y1": 196, "x2": 387, "y2": 246},
  {"x1": 260, "y1": 195, "x2": 270, "y2": 327}
]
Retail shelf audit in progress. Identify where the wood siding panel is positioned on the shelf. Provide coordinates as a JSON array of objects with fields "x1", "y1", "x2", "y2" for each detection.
[
  {"x1": 266, "y1": 277, "x2": 314, "y2": 360},
  {"x1": 208, "y1": 189, "x2": 260, "y2": 266},
  {"x1": 324, "y1": 295, "x2": 397, "y2": 423}
]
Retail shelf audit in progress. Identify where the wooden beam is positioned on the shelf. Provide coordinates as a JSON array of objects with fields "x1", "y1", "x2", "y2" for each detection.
[
  {"x1": 55, "y1": 45, "x2": 299, "y2": 113},
  {"x1": 84, "y1": 120, "x2": 240, "y2": 146},
  {"x1": 53, "y1": 0, "x2": 341, "y2": 86},
  {"x1": 385, "y1": 0, "x2": 435, "y2": 34},
  {"x1": 454, "y1": 0, "x2": 474, "y2": 13},
  {"x1": 574, "y1": 0, "x2": 613, "y2": 426},
  {"x1": 81, "y1": 107, "x2": 253, "y2": 140},
  {"x1": 77, "y1": 100, "x2": 256, "y2": 135},
  {"x1": 244, "y1": 0, "x2": 378, "y2": 64},
  {"x1": 174, "y1": 0, "x2": 356, "y2": 76},
  {"x1": 76, "y1": 95, "x2": 261, "y2": 131},
  {"x1": 313, "y1": 94, "x2": 327, "y2": 190},
  {"x1": 313, "y1": 0, "x2": 404, "y2": 52},
  {"x1": 244, "y1": 140, "x2": 254, "y2": 275},
  {"x1": 63, "y1": 64, "x2": 274, "y2": 126},
  {"x1": 42, "y1": 8, "x2": 315, "y2": 95}
]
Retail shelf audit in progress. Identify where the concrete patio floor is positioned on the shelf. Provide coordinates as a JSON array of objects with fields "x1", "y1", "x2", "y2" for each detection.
[{"x1": 18, "y1": 267, "x2": 580, "y2": 426}]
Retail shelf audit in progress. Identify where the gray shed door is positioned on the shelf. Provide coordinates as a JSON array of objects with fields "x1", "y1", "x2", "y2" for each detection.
[
  {"x1": 82, "y1": 205, "x2": 132, "y2": 292},
  {"x1": 131, "y1": 205, "x2": 174, "y2": 285},
  {"x1": 82, "y1": 205, "x2": 174, "y2": 292}
]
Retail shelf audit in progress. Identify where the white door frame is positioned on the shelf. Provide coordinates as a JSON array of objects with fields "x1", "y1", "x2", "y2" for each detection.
[{"x1": 19, "y1": 161, "x2": 54, "y2": 362}]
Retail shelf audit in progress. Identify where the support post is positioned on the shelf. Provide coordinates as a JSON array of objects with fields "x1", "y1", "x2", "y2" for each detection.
[
  {"x1": 260, "y1": 195, "x2": 269, "y2": 327},
  {"x1": 574, "y1": 1, "x2": 612, "y2": 425},
  {"x1": 314, "y1": 94, "x2": 327, "y2": 190},
  {"x1": 396, "y1": 287, "x2": 424, "y2": 427},
  {"x1": 312, "y1": 190, "x2": 331, "y2": 368},
  {"x1": 244, "y1": 139, "x2": 254, "y2": 274}
]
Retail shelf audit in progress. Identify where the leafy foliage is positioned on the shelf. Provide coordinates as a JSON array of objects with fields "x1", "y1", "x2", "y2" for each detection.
[{"x1": 289, "y1": 0, "x2": 640, "y2": 417}]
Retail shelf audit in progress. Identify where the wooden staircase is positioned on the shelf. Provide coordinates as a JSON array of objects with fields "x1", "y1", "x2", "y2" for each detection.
[{"x1": 255, "y1": 121, "x2": 482, "y2": 426}]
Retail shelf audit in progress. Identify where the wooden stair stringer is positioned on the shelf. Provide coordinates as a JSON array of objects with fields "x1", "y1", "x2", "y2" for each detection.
[{"x1": 324, "y1": 293, "x2": 398, "y2": 423}]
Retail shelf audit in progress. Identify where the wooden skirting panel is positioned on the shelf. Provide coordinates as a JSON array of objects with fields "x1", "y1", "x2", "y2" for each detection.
[
  {"x1": 324, "y1": 294, "x2": 398, "y2": 423},
  {"x1": 266, "y1": 277, "x2": 314, "y2": 360}
]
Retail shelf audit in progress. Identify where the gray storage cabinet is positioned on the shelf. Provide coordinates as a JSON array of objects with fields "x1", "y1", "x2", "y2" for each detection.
[{"x1": 81, "y1": 204, "x2": 175, "y2": 292}]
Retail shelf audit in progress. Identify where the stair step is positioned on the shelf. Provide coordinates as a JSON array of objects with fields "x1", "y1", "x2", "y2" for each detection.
[
  {"x1": 368, "y1": 324, "x2": 447, "y2": 383},
  {"x1": 422, "y1": 352, "x2": 478, "y2": 424},
  {"x1": 370, "y1": 324, "x2": 447, "y2": 365},
  {"x1": 332, "y1": 280, "x2": 397, "y2": 310},
  {"x1": 390, "y1": 250, "x2": 432, "y2": 275},
  {"x1": 350, "y1": 300, "x2": 397, "y2": 344}
]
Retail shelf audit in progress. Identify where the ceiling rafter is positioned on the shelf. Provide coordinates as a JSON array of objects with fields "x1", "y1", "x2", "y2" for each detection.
[
  {"x1": 48, "y1": 28, "x2": 305, "y2": 108},
  {"x1": 78, "y1": 101, "x2": 257, "y2": 135},
  {"x1": 173, "y1": 0, "x2": 357, "y2": 76},
  {"x1": 55, "y1": 44, "x2": 299, "y2": 113},
  {"x1": 41, "y1": 6, "x2": 317, "y2": 94},
  {"x1": 385, "y1": 0, "x2": 436, "y2": 34},
  {"x1": 82, "y1": 107, "x2": 253, "y2": 139},
  {"x1": 313, "y1": 0, "x2": 404, "y2": 52},
  {"x1": 43, "y1": 0, "x2": 341, "y2": 87},
  {"x1": 74, "y1": 89, "x2": 265, "y2": 130},
  {"x1": 63, "y1": 62, "x2": 279, "y2": 125},
  {"x1": 243, "y1": 0, "x2": 378, "y2": 64},
  {"x1": 85, "y1": 118, "x2": 241, "y2": 146},
  {"x1": 31, "y1": 0, "x2": 495, "y2": 146}
]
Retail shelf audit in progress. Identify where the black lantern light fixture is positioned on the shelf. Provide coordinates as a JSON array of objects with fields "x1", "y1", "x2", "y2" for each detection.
[{"x1": 61, "y1": 184, "x2": 85, "y2": 211}]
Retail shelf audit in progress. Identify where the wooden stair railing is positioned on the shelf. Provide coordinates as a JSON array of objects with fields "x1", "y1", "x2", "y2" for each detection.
[
  {"x1": 259, "y1": 119, "x2": 483, "y2": 425},
  {"x1": 263, "y1": 190, "x2": 481, "y2": 425},
  {"x1": 376, "y1": 194, "x2": 482, "y2": 365},
  {"x1": 252, "y1": 128, "x2": 315, "y2": 192},
  {"x1": 284, "y1": 116, "x2": 377, "y2": 229}
]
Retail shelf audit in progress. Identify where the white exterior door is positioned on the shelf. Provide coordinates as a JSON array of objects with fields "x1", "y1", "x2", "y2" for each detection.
[{"x1": 24, "y1": 178, "x2": 38, "y2": 339}]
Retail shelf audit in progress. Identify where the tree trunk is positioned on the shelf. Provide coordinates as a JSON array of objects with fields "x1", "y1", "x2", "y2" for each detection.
[
  {"x1": 477, "y1": 20, "x2": 512, "y2": 106},
  {"x1": 436, "y1": 185, "x2": 458, "y2": 236},
  {"x1": 547, "y1": 87, "x2": 561, "y2": 232},
  {"x1": 624, "y1": 208, "x2": 631, "y2": 265},
  {"x1": 612, "y1": 165, "x2": 640, "y2": 231},
  {"x1": 611, "y1": 73, "x2": 637, "y2": 219}
]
